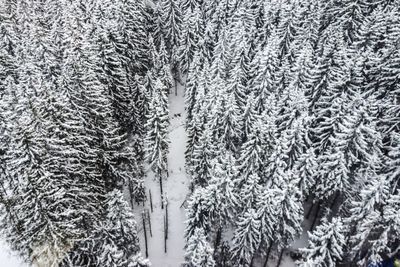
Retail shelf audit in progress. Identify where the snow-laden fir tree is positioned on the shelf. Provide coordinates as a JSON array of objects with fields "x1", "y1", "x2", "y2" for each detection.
[
  {"x1": 60, "y1": 190, "x2": 144, "y2": 266},
  {"x1": 230, "y1": 209, "x2": 261, "y2": 267},
  {"x1": 184, "y1": 227, "x2": 215, "y2": 267},
  {"x1": 298, "y1": 217, "x2": 346, "y2": 267},
  {"x1": 145, "y1": 76, "x2": 170, "y2": 182}
]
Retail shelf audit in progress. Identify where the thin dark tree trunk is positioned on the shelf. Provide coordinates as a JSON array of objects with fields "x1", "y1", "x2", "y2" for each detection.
[
  {"x1": 159, "y1": 170, "x2": 164, "y2": 209},
  {"x1": 147, "y1": 209, "x2": 152, "y2": 237},
  {"x1": 306, "y1": 202, "x2": 314, "y2": 219},
  {"x1": 276, "y1": 249, "x2": 284, "y2": 267},
  {"x1": 310, "y1": 201, "x2": 321, "y2": 231},
  {"x1": 149, "y1": 189, "x2": 153, "y2": 212},
  {"x1": 128, "y1": 178, "x2": 134, "y2": 208},
  {"x1": 166, "y1": 201, "x2": 169, "y2": 240},
  {"x1": 214, "y1": 227, "x2": 222, "y2": 252},
  {"x1": 263, "y1": 242, "x2": 274, "y2": 267},
  {"x1": 329, "y1": 191, "x2": 340, "y2": 211},
  {"x1": 175, "y1": 78, "x2": 178, "y2": 96},
  {"x1": 164, "y1": 215, "x2": 167, "y2": 253},
  {"x1": 142, "y1": 212, "x2": 148, "y2": 258}
]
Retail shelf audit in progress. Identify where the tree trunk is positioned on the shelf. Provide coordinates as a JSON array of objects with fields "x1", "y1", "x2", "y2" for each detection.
[
  {"x1": 164, "y1": 215, "x2": 167, "y2": 253},
  {"x1": 214, "y1": 227, "x2": 222, "y2": 252},
  {"x1": 263, "y1": 243, "x2": 274, "y2": 267},
  {"x1": 276, "y1": 249, "x2": 284, "y2": 267},
  {"x1": 166, "y1": 201, "x2": 169, "y2": 240},
  {"x1": 142, "y1": 212, "x2": 148, "y2": 258},
  {"x1": 128, "y1": 178, "x2": 134, "y2": 208},
  {"x1": 329, "y1": 191, "x2": 340, "y2": 211},
  {"x1": 306, "y1": 202, "x2": 314, "y2": 219},
  {"x1": 149, "y1": 189, "x2": 153, "y2": 212},
  {"x1": 147, "y1": 209, "x2": 152, "y2": 237},
  {"x1": 175, "y1": 78, "x2": 178, "y2": 96},
  {"x1": 310, "y1": 201, "x2": 321, "y2": 231},
  {"x1": 159, "y1": 171, "x2": 164, "y2": 209}
]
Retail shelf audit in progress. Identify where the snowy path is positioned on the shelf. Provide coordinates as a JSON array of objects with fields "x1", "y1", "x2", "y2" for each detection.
[{"x1": 135, "y1": 83, "x2": 189, "y2": 267}]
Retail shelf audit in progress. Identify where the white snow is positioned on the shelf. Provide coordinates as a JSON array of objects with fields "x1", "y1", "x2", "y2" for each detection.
[
  {"x1": 135, "y1": 82, "x2": 189, "y2": 267},
  {"x1": 0, "y1": 241, "x2": 28, "y2": 267}
]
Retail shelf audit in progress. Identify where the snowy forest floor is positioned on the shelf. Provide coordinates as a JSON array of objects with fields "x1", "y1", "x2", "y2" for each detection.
[{"x1": 133, "y1": 82, "x2": 190, "y2": 267}]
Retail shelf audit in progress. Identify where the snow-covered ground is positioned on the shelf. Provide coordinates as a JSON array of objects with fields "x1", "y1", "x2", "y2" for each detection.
[
  {"x1": 0, "y1": 241, "x2": 28, "y2": 267},
  {"x1": 134, "y1": 83, "x2": 189, "y2": 267}
]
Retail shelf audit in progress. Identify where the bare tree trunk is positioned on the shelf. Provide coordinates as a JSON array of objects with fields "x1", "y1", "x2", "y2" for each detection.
[
  {"x1": 310, "y1": 201, "x2": 321, "y2": 231},
  {"x1": 147, "y1": 209, "x2": 152, "y2": 237},
  {"x1": 306, "y1": 202, "x2": 314, "y2": 219},
  {"x1": 166, "y1": 200, "x2": 169, "y2": 240},
  {"x1": 128, "y1": 178, "x2": 135, "y2": 208},
  {"x1": 329, "y1": 191, "x2": 340, "y2": 211},
  {"x1": 214, "y1": 227, "x2": 222, "y2": 251},
  {"x1": 142, "y1": 212, "x2": 148, "y2": 258},
  {"x1": 159, "y1": 171, "x2": 164, "y2": 209},
  {"x1": 149, "y1": 189, "x2": 153, "y2": 212},
  {"x1": 276, "y1": 249, "x2": 284, "y2": 267},
  {"x1": 164, "y1": 215, "x2": 167, "y2": 253},
  {"x1": 263, "y1": 242, "x2": 274, "y2": 267},
  {"x1": 175, "y1": 78, "x2": 178, "y2": 96}
]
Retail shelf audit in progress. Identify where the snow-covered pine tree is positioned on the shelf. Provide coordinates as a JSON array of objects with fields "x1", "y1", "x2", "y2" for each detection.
[
  {"x1": 256, "y1": 187, "x2": 280, "y2": 264},
  {"x1": 249, "y1": 33, "x2": 279, "y2": 113},
  {"x1": 0, "y1": 1, "x2": 18, "y2": 88},
  {"x1": 188, "y1": 125, "x2": 217, "y2": 187},
  {"x1": 160, "y1": 0, "x2": 182, "y2": 68},
  {"x1": 298, "y1": 217, "x2": 346, "y2": 267},
  {"x1": 185, "y1": 187, "x2": 214, "y2": 240},
  {"x1": 91, "y1": 0, "x2": 134, "y2": 129},
  {"x1": 315, "y1": 96, "x2": 383, "y2": 201},
  {"x1": 230, "y1": 209, "x2": 261, "y2": 267},
  {"x1": 178, "y1": 6, "x2": 204, "y2": 74},
  {"x1": 3, "y1": 76, "x2": 83, "y2": 265},
  {"x1": 275, "y1": 0, "x2": 303, "y2": 62},
  {"x1": 293, "y1": 148, "x2": 318, "y2": 200},
  {"x1": 180, "y1": 0, "x2": 201, "y2": 16},
  {"x1": 271, "y1": 175, "x2": 303, "y2": 264},
  {"x1": 185, "y1": 51, "x2": 204, "y2": 127},
  {"x1": 225, "y1": 10, "x2": 250, "y2": 109},
  {"x1": 208, "y1": 87, "x2": 242, "y2": 152},
  {"x1": 184, "y1": 227, "x2": 215, "y2": 267},
  {"x1": 328, "y1": 0, "x2": 370, "y2": 44},
  {"x1": 144, "y1": 76, "x2": 170, "y2": 180},
  {"x1": 208, "y1": 152, "x2": 239, "y2": 222},
  {"x1": 237, "y1": 173, "x2": 263, "y2": 212},
  {"x1": 118, "y1": 0, "x2": 151, "y2": 73},
  {"x1": 238, "y1": 118, "x2": 270, "y2": 179},
  {"x1": 345, "y1": 174, "x2": 391, "y2": 265},
  {"x1": 61, "y1": 190, "x2": 143, "y2": 266},
  {"x1": 185, "y1": 66, "x2": 209, "y2": 172},
  {"x1": 154, "y1": 38, "x2": 174, "y2": 91}
]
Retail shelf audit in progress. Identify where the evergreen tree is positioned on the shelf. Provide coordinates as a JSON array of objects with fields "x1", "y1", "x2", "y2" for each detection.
[
  {"x1": 61, "y1": 190, "x2": 143, "y2": 266},
  {"x1": 299, "y1": 217, "x2": 346, "y2": 267},
  {"x1": 188, "y1": 125, "x2": 217, "y2": 187},
  {"x1": 178, "y1": 6, "x2": 204, "y2": 74},
  {"x1": 144, "y1": 77, "x2": 170, "y2": 179},
  {"x1": 230, "y1": 209, "x2": 261, "y2": 266},
  {"x1": 184, "y1": 228, "x2": 215, "y2": 267},
  {"x1": 160, "y1": 0, "x2": 182, "y2": 62}
]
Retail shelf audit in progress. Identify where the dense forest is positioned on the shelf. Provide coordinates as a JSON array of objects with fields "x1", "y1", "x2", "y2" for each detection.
[{"x1": 0, "y1": 0, "x2": 399, "y2": 266}]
